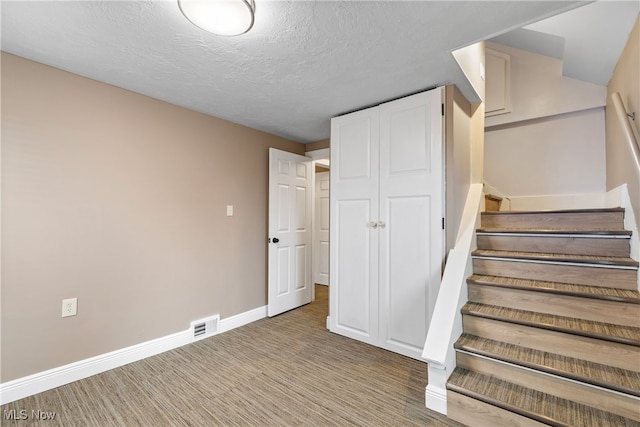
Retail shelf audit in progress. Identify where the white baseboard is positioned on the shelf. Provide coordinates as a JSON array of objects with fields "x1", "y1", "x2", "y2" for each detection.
[
  {"x1": 219, "y1": 305, "x2": 267, "y2": 333},
  {"x1": 425, "y1": 384, "x2": 448, "y2": 415},
  {"x1": 0, "y1": 330, "x2": 191, "y2": 405},
  {"x1": 0, "y1": 305, "x2": 267, "y2": 405}
]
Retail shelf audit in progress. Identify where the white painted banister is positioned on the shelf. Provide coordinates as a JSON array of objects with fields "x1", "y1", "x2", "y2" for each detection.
[
  {"x1": 611, "y1": 92, "x2": 640, "y2": 173},
  {"x1": 421, "y1": 183, "x2": 483, "y2": 414}
]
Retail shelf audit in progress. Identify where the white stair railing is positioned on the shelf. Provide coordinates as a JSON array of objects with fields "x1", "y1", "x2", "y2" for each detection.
[{"x1": 421, "y1": 183, "x2": 483, "y2": 415}]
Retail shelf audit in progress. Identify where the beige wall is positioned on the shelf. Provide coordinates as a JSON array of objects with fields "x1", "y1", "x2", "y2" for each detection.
[
  {"x1": 470, "y1": 102, "x2": 485, "y2": 185},
  {"x1": 484, "y1": 42, "x2": 607, "y2": 200},
  {"x1": 445, "y1": 86, "x2": 471, "y2": 252},
  {"x1": 485, "y1": 108, "x2": 606, "y2": 198},
  {"x1": 443, "y1": 82, "x2": 486, "y2": 253},
  {"x1": 306, "y1": 138, "x2": 330, "y2": 151},
  {"x1": 606, "y1": 15, "x2": 639, "y2": 232},
  {"x1": 447, "y1": 42, "x2": 486, "y2": 185},
  {"x1": 485, "y1": 42, "x2": 606, "y2": 128},
  {"x1": 1, "y1": 53, "x2": 305, "y2": 381},
  {"x1": 446, "y1": 42, "x2": 485, "y2": 249}
]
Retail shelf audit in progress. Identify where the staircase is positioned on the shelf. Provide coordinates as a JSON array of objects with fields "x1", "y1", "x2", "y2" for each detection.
[{"x1": 446, "y1": 208, "x2": 640, "y2": 426}]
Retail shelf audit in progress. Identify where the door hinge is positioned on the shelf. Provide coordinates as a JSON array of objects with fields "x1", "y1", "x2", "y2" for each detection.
[
  {"x1": 441, "y1": 104, "x2": 444, "y2": 116},
  {"x1": 442, "y1": 218, "x2": 445, "y2": 230}
]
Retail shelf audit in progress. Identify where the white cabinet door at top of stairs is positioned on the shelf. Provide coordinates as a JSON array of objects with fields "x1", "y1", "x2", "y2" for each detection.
[{"x1": 328, "y1": 88, "x2": 444, "y2": 360}]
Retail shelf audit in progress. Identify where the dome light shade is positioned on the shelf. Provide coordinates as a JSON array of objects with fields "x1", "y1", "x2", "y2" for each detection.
[{"x1": 178, "y1": 0, "x2": 255, "y2": 36}]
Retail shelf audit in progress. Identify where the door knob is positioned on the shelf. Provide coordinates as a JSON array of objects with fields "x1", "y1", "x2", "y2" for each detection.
[
  {"x1": 272, "y1": 237, "x2": 280, "y2": 243},
  {"x1": 368, "y1": 221, "x2": 378, "y2": 228}
]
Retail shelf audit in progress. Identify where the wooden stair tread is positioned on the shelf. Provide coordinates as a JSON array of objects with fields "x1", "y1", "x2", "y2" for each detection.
[
  {"x1": 461, "y1": 302, "x2": 640, "y2": 346},
  {"x1": 447, "y1": 368, "x2": 638, "y2": 427},
  {"x1": 481, "y1": 207, "x2": 625, "y2": 215},
  {"x1": 456, "y1": 205, "x2": 639, "y2": 424},
  {"x1": 477, "y1": 228, "x2": 632, "y2": 236},
  {"x1": 455, "y1": 333, "x2": 640, "y2": 396},
  {"x1": 472, "y1": 249, "x2": 639, "y2": 268},
  {"x1": 467, "y1": 274, "x2": 640, "y2": 303}
]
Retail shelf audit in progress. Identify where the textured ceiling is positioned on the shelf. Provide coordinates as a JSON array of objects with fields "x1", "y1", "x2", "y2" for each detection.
[{"x1": 2, "y1": 1, "x2": 590, "y2": 143}]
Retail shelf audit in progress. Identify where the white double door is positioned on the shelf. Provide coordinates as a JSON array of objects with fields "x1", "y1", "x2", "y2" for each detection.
[{"x1": 329, "y1": 89, "x2": 444, "y2": 360}]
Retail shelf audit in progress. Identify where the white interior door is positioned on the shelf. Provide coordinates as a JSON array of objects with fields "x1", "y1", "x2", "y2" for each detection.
[
  {"x1": 313, "y1": 171, "x2": 330, "y2": 285},
  {"x1": 268, "y1": 148, "x2": 313, "y2": 317},
  {"x1": 329, "y1": 107, "x2": 380, "y2": 346},
  {"x1": 378, "y1": 89, "x2": 443, "y2": 359}
]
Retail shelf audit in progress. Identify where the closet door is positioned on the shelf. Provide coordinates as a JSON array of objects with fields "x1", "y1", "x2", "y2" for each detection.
[
  {"x1": 329, "y1": 107, "x2": 380, "y2": 346},
  {"x1": 378, "y1": 89, "x2": 444, "y2": 359}
]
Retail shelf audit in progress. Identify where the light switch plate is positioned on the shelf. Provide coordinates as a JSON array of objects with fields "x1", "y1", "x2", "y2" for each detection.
[{"x1": 226, "y1": 205, "x2": 233, "y2": 216}]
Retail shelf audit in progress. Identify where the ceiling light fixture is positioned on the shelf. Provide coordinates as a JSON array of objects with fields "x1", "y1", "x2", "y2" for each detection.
[{"x1": 178, "y1": 0, "x2": 255, "y2": 36}]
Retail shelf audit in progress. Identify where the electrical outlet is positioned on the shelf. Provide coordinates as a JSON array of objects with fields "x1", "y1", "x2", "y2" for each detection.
[{"x1": 62, "y1": 298, "x2": 77, "y2": 318}]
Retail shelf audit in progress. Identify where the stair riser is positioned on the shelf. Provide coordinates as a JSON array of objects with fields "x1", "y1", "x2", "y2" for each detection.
[
  {"x1": 468, "y1": 284, "x2": 640, "y2": 327},
  {"x1": 476, "y1": 235, "x2": 630, "y2": 257},
  {"x1": 456, "y1": 352, "x2": 640, "y2": 421},
  {"x1": 447, "y1": 390, "x2": 548, "y2": 427},
  {"x1": 481, "y1": 211, "x2": 625, "y2": 230},
  {"x1": 472, "y1": 258, "x2": 638, "y2": 289},
  {"x1": 462, "y1": 315, "x2": 640, "y2": 371}
]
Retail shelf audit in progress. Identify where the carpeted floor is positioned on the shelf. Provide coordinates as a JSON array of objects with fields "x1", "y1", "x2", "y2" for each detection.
[{"x1": 1, "y1": 285, "x2": 460, "y2": 426}]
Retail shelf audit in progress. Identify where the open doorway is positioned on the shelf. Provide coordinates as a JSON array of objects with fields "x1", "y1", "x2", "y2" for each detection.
[{"x1": 306, "y1": 148, "x2": 330, "y2": 290}]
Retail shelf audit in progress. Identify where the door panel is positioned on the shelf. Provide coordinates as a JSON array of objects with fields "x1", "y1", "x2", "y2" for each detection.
[
  {"x1": 384, "y1": 196, "x2": 430, "y2": 351},
  {"x1": 314, "y1": 172, "x2": 330, "y2": 285},
  {"x1": 336, "y1": 119, "x2": 373, "y2": 181},
  {"x1": 330, "y1": 107, "x2": 379, "y2": 343},
  {"x1": 277, "y1": 184, "x2": 290, "y2": 231},
  {"x1": 388, "y1": 104, "x2": 430, "y2": 174},
  {"x1": 332, "y1": 108, "x2": 379, "y2": 201},
  {"x1": 268, "y1": 148, "x2": 312, "y2": 317},
  {"x1": 277, "y1": 246, "x2": 290, "y2": 294},
  {"x1": 296, "y1": 186, "x2": 307, "y2": 230},
  {"x1": 378, "y1": 90, "x2": 443, "y2": 359},
  {"x1": 334, "y1": 199, "x2": 378, "y2": 341},
  {"x1": 295, "y1": 245, "x2": 307, "y2": 289}
]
